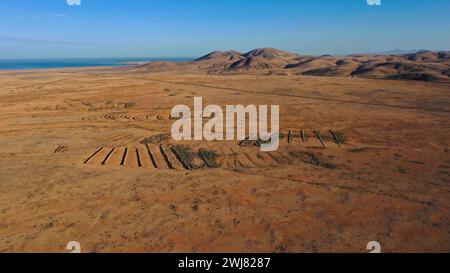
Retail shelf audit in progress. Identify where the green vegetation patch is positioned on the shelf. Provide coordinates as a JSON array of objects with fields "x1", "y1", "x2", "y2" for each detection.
[
  {"x1": 140, "y1": 134, "x2": 170, "y2": 145},
  {"x1": 199, "y1": 148, "x2": 221, "y2": 168},
  {"x1": 123, "y1": 102, "x2": 135, "y2": 109},
  {"x1": 170, "y1": 144, "x2": 197, "y2": 170}
]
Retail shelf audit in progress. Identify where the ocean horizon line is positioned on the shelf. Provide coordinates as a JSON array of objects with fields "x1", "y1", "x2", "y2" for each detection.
[{"x1": 0, "y1": 57, "x2": 195, "y2": 71}]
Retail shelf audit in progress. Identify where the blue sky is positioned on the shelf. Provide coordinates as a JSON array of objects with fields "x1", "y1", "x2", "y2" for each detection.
[{"x1": 0, "y1": 0, "x2": 449, "y2": 58}]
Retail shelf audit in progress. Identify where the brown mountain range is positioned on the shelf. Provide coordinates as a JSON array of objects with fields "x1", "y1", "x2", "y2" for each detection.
[{"x1": 139, "y1": 48, "x2": 450, "y2": 82}]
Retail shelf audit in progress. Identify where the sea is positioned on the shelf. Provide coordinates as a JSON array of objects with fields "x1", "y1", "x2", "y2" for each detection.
[{"x1": 0, "y1": 57, "x2": 193, "y2": 70}]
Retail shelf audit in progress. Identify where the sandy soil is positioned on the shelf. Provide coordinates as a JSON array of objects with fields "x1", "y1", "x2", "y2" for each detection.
[{"x1": 0, "y1": 67, "x2": 449, "y2": 253}]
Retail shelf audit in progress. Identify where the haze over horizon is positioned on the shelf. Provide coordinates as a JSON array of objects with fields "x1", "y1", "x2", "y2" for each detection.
[{"x1": 0, "y1": 0, "x2": 449, "y2": 59}]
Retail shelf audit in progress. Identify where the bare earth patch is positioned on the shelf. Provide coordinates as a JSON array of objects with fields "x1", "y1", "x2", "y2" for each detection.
[{"x1": 0, "y1": 66, "x2": 448, "y2": 253}]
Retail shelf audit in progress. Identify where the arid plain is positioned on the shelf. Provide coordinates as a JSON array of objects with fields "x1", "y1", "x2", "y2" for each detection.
[{"x1": 0, "y1": 55, "x2": 449, "y2": 252}]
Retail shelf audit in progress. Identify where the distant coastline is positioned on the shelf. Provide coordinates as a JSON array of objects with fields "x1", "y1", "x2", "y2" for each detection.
[{"x1": 0, "y1": 57, "x2": 193, "y2": 71}]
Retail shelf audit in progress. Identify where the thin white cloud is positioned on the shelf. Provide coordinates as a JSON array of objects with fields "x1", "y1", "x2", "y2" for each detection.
[
  {"x1": 22, "y1": 13, "x2": 69, "y2": 18},
  {"x1": 38, "y1": 13, "x2": 69, "y2": 17},
  {"x1": 0, "y1": 5, "x2": 68, "y2": 18},
  {"x1": 0, "y1": 34, "x2": 91, "y2": 45},
  {"x1": 13, "y1": 12, "x2": 70, "y2": 19}
]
